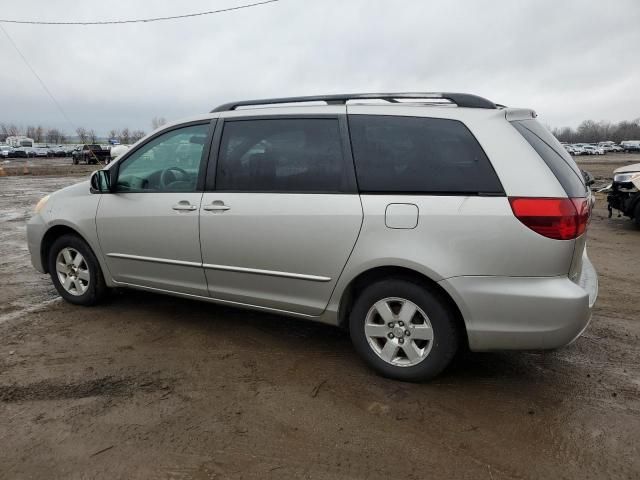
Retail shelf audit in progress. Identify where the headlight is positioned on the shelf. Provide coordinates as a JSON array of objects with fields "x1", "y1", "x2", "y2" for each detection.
[
  {"x1": 34, "y1": 194, "x2": 50, "y2": 214},
  {"x1": 613, "y1": 173, "x2": 637, "y2": 183}
]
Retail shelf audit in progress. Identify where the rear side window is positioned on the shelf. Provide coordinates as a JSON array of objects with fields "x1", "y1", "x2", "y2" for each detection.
[
  {"x1": 215, "y1": 119, "x2": 352, "y2": 193},
  {"x1": 348, "y1": 115, "x2": 503, "y2": 194},
  {"x1": 511, "y1": 120, "x2": 586, "y2": 197}
]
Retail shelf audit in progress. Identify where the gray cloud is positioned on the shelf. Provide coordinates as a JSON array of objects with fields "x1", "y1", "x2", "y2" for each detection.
[{"x1": 1, "y1": 0, "x2": 639, "y2": 135}]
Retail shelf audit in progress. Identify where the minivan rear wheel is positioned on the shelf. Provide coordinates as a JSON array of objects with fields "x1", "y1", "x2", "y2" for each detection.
[
  {"x1": 47, "y1": 234, "x2": 107, "y2": 306},
  {"x1": 349, "y1": 279, "x2": 459, "y2": 381}
]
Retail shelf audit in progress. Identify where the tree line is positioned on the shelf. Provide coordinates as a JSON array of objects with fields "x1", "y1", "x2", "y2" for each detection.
[
  {"x1": 0, "y1": 117, "x2": 167, "y2": 144},
  {"x1": 8, "y1": 116, "x2": 636, "y2": 146},
  {"x1": 1, "y1": 123, "x2": 67, "y2": 143},
  {"x1": 552, "y1": 118, "x2": 640, "y2": 144}
]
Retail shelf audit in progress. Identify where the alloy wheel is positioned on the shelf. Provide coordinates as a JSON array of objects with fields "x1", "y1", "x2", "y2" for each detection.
[
  {"x1": 55, "y1": 247, "x2": 90, "y2": 296},
  {"x1": 364, "y1": 297, "x2": 434, "y2": 367}
]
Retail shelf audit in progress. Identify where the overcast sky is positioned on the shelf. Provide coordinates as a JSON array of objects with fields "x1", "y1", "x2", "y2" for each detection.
[{"x1": 1, "y1": 0, "x2": 639, "y2": 135}]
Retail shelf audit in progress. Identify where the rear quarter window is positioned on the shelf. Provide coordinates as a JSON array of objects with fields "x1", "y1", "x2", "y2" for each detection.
[
  {"x1": 348, "y1": 115, "x2": 503, "y2": 194},
  {"x1": 511, "y1": 120, "x2": 587, "y2": 198}
]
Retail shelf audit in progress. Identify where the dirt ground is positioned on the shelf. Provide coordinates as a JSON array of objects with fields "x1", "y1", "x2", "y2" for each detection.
[
  {"x1": 0, "y1": 156, "x2": 98, "y2": 177},
  {"x1": 0, "y1": 155, "x2": 639, "y2": 479}
]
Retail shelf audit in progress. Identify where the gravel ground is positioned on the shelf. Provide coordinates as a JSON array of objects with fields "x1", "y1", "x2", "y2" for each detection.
[{"x1": 0, "y1": 156, "x2": 639, "y2": 479}]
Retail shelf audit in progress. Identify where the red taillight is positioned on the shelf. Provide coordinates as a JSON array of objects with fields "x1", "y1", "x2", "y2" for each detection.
[{"x1": 509, "y1": 197, "x2": 590, "y2": 240}]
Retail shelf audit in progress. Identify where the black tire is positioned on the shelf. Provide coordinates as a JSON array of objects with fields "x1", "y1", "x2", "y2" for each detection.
[
  {"x1": 47, "y1": 234, "x2": 108, "y2": 306},
  {"x1": 349, "y1": 278, "x2": 460, "y2": 382},
  {"x1": 634, "y1": 202, "x2": 640, "y2": 229}
]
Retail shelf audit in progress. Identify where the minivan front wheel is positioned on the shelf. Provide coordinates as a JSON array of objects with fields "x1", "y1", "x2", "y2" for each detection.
[
  {"x1": 48, "y1": 234, "x2": 107, "y2": 306},
  {"x1": 349, "y1": 279, "x2": 459, "y2": 381}
]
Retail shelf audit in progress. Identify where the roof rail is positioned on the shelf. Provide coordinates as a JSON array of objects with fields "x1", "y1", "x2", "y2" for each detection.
[{"x1": 211, "y1": 92, "x2": 497, "y2": 112}]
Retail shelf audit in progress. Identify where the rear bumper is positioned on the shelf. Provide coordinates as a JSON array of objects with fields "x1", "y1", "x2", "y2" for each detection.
[{"x1": 439, "y1": 253, "x2": 598, "y2": 351}]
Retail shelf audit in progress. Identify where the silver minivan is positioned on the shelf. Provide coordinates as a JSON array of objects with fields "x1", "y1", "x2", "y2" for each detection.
[{"x1": 27, "y1": 93, "x2": 598, "y2": 380}]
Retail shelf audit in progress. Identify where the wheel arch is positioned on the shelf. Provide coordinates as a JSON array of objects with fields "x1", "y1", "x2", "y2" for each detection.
[
  {"x1": 337, "y1": 265, "x2": 469, "y2": 348},
  {"x1": 40, "y1": 224, "x2": 95, "y2": 274}
]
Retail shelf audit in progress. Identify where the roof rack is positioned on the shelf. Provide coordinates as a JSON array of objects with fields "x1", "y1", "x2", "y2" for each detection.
[{"x1": 211, "y1": 92, "x2": 497, "y2": 112}]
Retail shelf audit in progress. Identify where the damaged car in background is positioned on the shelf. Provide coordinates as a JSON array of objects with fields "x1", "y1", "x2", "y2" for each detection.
[{"x1": 602, "y1": 163, "x2": 640, "y2": 227}]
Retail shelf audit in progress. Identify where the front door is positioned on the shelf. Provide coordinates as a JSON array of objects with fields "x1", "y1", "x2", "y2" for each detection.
[
  {"x1": 96, "y1": 122, "x2": 212, "y2": 295},
  {"x1": 199, "y1": 115, "x2": 363, "y2": 315}
]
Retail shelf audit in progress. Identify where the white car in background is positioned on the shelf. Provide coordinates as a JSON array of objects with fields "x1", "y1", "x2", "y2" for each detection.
[
  {"x1": 583, "y1": 145, "x2": 604, "y2": 155},
  {"x1": 108, "y1": 144, "x2": 131, "y2": 164},
  {"x1": 598, "y1": 142, "x2": 615, "y2": 152},
  {"x1": 33, "y1": 147, "x2": 50, "y2": 158},
  {"x1": 570, "y1": 145, "x2": 586, "y2": 155}
]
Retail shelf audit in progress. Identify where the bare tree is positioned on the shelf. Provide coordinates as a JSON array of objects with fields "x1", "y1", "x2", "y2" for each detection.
[
  {"x1": 130, "y1": 130, "x2": 146, "y2": 142},
  {"x1": 7, "y1": 124, "x2": 21, "y2": 136},
  {"x1": 35, "y1": 125, "x2": 44, "y2": 143},
  {"x1": 88, "y1": 129, "x2": 97, "y2": 143},
  {"x1": 108, "y1": 129, "x2": 119, "y2": 140},
  {"x1": 26, "y1": 125, "x2": 37, "y2": 140},
  {"x1": 119, "y1": 128, "x2": 131, "y2": 144},
  {"x1": 553, "y1": 118, "x2": 640, "y2": 144},
  {"x1": 76, "y1": 127, "x2": 88, "y2": 143},
  {"x1": 46, "y1": 128, "x2": 61, "y2": 143},
  {"x1": 151, "y1": 117, "x2": 166, "y2": 130}
]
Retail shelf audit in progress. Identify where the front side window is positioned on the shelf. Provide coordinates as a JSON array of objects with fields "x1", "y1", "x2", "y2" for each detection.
[
  {"x1": 116, "y1": 124, "x2": 208, "y2": 192},
  {"x1": 215, "y1": 119, "x2": 351, "y2": 192},
  {"x1": 348, "y1": 115, "x2": 504, "y2": 194}
]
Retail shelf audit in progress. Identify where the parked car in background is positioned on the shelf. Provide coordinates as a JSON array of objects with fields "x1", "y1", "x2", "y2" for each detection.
[
  {"x1": 621, "y1": 141, "x2": 640, "y2": 152},
  {"x1": 72, "y1": 144, "x2": 111, "y2": 165},
  {"x1": 570, "y1": 144, "x2": 586, "y2": 155},
  {"x1": 597, "y1": 141, "x2": 622, "y2": 152},
  {"x1": 27, "y1": 92, "x2": 598, "y2": 381},
  {"x1": 563, "y1": 144, "x2": 576, "y2": 155},
  {"x1": 52, "y1": 146, "x2": 67, "y2": 157},
  {"x1": 0, "y1": 145, "x2": 13, "y2": 158},
  {"x1": 33, "y1": 147, "x2": 50, "y2": 158},
  {"x1": 12, "y1": 147, "x2": 33, "y2": 158},
  {"x1": 108, "y1": 144, "x2": 130, "y2": 163},
  {"x1": 63, "y1": 145, "x2": 77, "y2": 156},
  {"x1": 603, "y1": 163, "x2": 640, "y2": 227},
  {"x1": 582, "y1": 145, "x2": 605, "y2": 155}
]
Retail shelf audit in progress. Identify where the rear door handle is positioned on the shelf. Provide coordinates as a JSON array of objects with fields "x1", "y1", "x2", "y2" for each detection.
[
  {"x1": 172, "y1": 201, "x2": 197, "y2": 211},
  {"x1": 203, "y1": 201, "x2": 230, "y2": 212}
]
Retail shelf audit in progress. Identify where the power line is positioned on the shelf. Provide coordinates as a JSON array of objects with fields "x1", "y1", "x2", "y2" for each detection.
[
  {"x1": 0, "y1": 0, "x2": 279, "y2": 25},
  {"x1": 0, "y1": 23, "x2": 76, "y2": 132}
]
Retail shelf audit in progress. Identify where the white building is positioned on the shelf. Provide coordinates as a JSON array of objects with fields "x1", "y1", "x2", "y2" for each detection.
[{"x1": 6, "y1": 136, "x2": 34, "y2": 147}]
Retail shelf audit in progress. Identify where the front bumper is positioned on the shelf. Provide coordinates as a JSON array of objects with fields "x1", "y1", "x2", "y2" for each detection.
[
  {"x1": 27, "y1": 214, "x2": 47, "y2": 273},
  {"x1": 607, "y1": 187, "x2": 639, "y2": 218},
  {"x1": 439, "y1": 252, "x2": 598, "y2": 351}
]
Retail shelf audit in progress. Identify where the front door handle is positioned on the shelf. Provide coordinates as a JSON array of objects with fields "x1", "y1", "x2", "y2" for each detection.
[
  {"x1": 203, "y1": 201, "x2": 230, "y2": 212},
  {"x1": 172, "y1": 201, "x2": 197, "y2": 211}
]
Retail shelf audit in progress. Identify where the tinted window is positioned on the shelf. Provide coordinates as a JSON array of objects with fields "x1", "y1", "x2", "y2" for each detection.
[
  {"x1": 511, "y1": 120, "x2": 586, "y2": 197},
  {"x1": 116, "y1": 124, "x2": 208, "y2": 192},
  {"x1": 348, "y1": 115, "x2": 503, "y2": 194},
  {"x1": 215, "y1": 119, "x2": 351, "y2": 192}
]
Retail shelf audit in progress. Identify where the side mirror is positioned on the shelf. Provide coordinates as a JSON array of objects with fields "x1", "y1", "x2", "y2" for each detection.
[{"x1": 90, "y1": 169, "x2": 112, "y2": 194}]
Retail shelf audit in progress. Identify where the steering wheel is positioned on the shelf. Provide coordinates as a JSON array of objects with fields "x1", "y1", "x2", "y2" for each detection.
[{"x1": 160, "y1": 166, "x2": 189, "y2": 189}]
